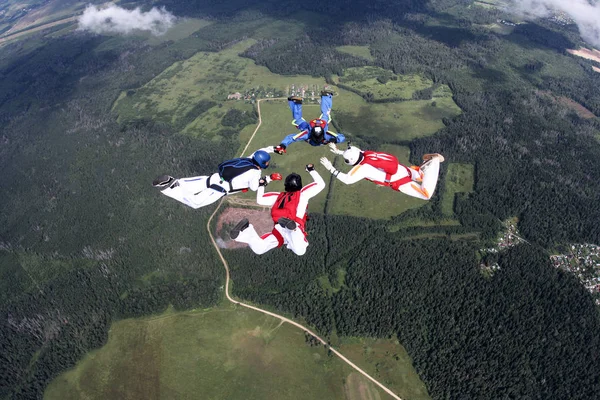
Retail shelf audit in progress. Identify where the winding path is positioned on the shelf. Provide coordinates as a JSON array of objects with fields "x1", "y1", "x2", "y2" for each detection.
[{"x1": 206, "y1": 98, "x2": 403, "y2": 400}]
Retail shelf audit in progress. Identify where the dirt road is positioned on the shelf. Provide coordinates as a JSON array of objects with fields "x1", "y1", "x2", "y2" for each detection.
[
  {"x1": 0, "y1": 16, "x2": 78, "y2": 45},
  {"x1": 207, "y1": 98, "x2": 403, "y2": 400}
]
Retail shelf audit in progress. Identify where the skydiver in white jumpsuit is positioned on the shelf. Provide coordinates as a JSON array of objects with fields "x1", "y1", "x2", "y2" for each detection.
[
  {"x1": 152, "y1": 147, "x2": 280, "y2": 209},
  {"x1": 230, "y1": 165, "x2": 325, "y2": 256},
  {"x1": 320, "y1": 143, "x2": 444, "y2": 200}
]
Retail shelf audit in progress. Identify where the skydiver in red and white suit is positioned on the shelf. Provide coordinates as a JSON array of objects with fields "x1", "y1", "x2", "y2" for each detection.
[
  {"x1": 230, "y1": 164, "x2": 325, "y2": 256},
  {"x1": 320, "y1": 143, "x2": 444, "y2": 200}
]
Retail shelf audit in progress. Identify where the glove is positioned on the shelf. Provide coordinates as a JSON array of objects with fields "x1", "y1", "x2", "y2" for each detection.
[
  {"x1": 320, "y1": 157, "x2": 335, "y2": 173},
  {"x1": 274, "y1": 144, "x2": 287, "y2": 155},
  {"x1": 328, "y1": 137, "x2": 337, "y2": 143},
  {"x1": 328, "y1": 142, "x2": 344, "y2": 155},
  {"x1": 270, "y1": 173, "x2": 282, "y2": 181},
  {"x1": 305, "y1": 164, "x2": 315, "y2": 172},
  {"x1": 258, "y1": 177, "x2": 269, "y2": 187}
]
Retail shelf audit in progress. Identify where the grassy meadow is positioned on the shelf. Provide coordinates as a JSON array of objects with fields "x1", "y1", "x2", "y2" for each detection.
[
  {"x1": 336, "y1": 337, "x2": 431, "y2": 400},
  {"x1": 336, "y1": 45, "x2": 375, "y2": 61},
  {"x1": 441, "y1": 163, "x2": 475, "y2": 216},
  {"x1": 113, "y1": 36, "x2": 462, "y2": 219},
  {"x1": 45, "y1": 305, "x2": 429, "y2": 400}
]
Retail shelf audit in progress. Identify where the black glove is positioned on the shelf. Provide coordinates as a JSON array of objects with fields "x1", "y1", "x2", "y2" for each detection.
[
  {"x1": 258, "y1": 177, "x2": 269, "y2": 187},
  {"x1": 274, "y1": 144, "x2": 287, "y2": 154},
  {"x1": 305, "y1": 164, "x2": 315, "y2": 172},
  {"x1": 328, "y1": 137, "x2": 337, "y2": 143}
]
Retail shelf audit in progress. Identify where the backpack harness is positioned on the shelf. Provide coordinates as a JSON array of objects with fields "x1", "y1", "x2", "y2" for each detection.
[
  {"x1": 271, "y1": 191, "x2": 306, "y2": 228},
  {"x1": 210, "y1": 158, "x2": 258, "y2": 193},
  {"x1": 361, "y1": 151, "x2": 413, "y2": 191},
  {"x1": 262, "y1": 191, "x2": 307, "y2": 248}
]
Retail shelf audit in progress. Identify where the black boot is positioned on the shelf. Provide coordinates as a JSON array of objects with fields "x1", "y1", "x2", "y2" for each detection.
[
  {"x1": 230, "y1": 218, "x2": 249, "y2": 239},
  {"x1": 277, "y1": 217, "x2": 297, "y2": 230},
  {"x1": 152, "y1": 175, "x2": 175, "y2": 188}
]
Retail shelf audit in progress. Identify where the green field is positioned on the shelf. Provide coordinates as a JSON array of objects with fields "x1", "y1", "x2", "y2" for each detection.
[
  {"x1": 336, "y1": 337, "x2": 431, "y2": 400},
  {"x1": 113, "y1": 39, "x2": 327, "y2": 139},
  {"x1": 113, "y1": 39, "x2": 461, "y2": 219},
  {"x1": 338, "y1": 66, "x2": 439, "y2": 101},
  {"x1": 336, "y1": 45, "x2": 375, "y2": 61},
  {"x1": 113, "y1": 39, "x2": 461, "y2": 145},
  {"x1": 146, "y1": 18, "x2": 214, "y2": 45},
  {"x1": 441, "y1": 163, "x2": 475, "y2": 216},
  {"x1": 45, "y1": 305, "x2": 429, "y2": 400}
]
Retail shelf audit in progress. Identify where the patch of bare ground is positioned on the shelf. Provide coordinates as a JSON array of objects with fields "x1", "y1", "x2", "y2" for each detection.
[
  {"x1": 344, "y1": 372, "x2": 381, "y2": 400},
  {"x1": 536, "y1": 90, "x2": 596, "y2": 119},
  {"x1": 216, "y1": 206, "x2": 273, "y2": 249},
  {"x1": 567, "y1": 48, "x2": 600, "y2": 64},
  {"x1": 0, "y1": 16, "x2": 77, "y2": 45},
  {"x1": 593, "y1": 66, "x2": 600, "y2": 74}
]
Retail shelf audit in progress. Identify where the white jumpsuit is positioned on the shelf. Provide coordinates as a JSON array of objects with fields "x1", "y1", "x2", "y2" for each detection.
[
  {"x1": 333, "y1": 157, "x2": 442, "y2": 200},
  {"x1": 159, "y1": 147, "x2": 273, "y2": 209},
  {"x1": 234, "y1": 170, "x2": 325, "y2": 256}
]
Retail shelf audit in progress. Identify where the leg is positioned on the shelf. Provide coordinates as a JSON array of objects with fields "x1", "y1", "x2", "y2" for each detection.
[
  {"x1": 320, "y1": 93, "x2": 333, "y2": 124},
  {"x1": 398, "y1": 156, "x2": 443, "y2": 200},
  {"x1": 288, "y1": 98, "x2": 310, "y2": 131},
  {"x1": 276, "y1": 225, "x2": 309, "y2": 256},
  {"x1": 234, "y1": 224, "x2": 280, "y2": 255},
  {"x1": 158, "y1": 175, "x2": 226, "y2": 209}
]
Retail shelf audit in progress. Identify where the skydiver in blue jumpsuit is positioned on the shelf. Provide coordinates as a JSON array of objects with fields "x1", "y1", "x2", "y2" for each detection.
[{"x1": 274, "y1": 89, "x2": 346, "y2": 154}]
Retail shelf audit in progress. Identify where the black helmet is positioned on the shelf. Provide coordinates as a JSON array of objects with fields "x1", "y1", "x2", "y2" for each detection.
[
  {"x1": 284, "y1": 173, "x2": 302, "y2": 192},
  {"x1": 310, "y1": 126, "x2": 324, "y2": 143}
]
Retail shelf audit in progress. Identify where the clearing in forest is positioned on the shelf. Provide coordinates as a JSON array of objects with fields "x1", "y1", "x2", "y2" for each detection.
[
  {"x1": 441, "y1": 163, "x2": 474, "y2": 216},
  {"x1": 336, "y1": 66, "x2": 455, "y2": 103},
  {"x1": 336, "y1": 337, "x2": 431, "y2": 400},
  {"x1": 336, "y1": 45, "x2": 375, "y2": 61},
  {"x1": 114, "y1": 38, "x2": 461, "y2": 219},
  {"x1": 45, "y1": 305, "x2": 429, "y2": 400},
  {"x1": 567, "y1": 48, "x2": 600, "y2": 64}
]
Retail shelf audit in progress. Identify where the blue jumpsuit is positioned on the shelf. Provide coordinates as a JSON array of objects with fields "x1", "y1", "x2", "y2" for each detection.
[{"x1": 280, "y1": 94, "x2": 346, "y2": 147}]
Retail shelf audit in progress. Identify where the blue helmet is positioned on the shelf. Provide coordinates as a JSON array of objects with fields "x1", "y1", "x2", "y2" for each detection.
[{"x1": 252, "y1": 150, "x2": 270, "y2": 169}]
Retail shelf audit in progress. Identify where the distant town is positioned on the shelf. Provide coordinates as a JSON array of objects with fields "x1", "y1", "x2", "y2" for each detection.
[
  {"x1": 480, "y1": 220, "x2": 600, "y2": 305},
  {"x1": 227, "y1": 84, "x2": 330, "y2": 102},
  {"x1": 479, "y1": 219, "x2": 527, "y2": 276},
  {"x1": 551, "y1": 244, "x2": 600, "y2": 305}
]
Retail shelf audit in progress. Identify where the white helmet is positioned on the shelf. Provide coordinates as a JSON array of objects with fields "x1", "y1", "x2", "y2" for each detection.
[{"x1": 343, "y1": 146, "x2": 362, "y2": 166}]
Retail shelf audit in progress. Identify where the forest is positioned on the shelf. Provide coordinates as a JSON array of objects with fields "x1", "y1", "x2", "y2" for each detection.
[{"x1": 1, "y1": 0, "x2": 600, "y2": 399}]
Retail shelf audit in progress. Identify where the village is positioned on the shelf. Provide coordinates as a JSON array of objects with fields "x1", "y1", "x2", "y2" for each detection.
[
  {"x1": 226, "y1": 84, "x2": 328, "y2": 103},
  {"x1": 551, "y1": 244, "x2": 600, "y2": 305},
  {"x1": 479, "y1": 219, "x2": 527, "y2": 276}
]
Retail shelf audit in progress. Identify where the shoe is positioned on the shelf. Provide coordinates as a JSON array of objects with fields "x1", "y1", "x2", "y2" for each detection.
[
  {"x1": 230, "y1": 218, "x2": 249, "y2": 240},
  {"x1": 321, "y1": 89, "x2": 334, "y2": 96},
  {"x1": 410, "y1": 166, "x2": 423, "y2": 182},
  {"x1": 422, "y1": 153, "x2": 445, "y2": 163},
  {"x1": 277, "y1": 217, "x2": 297, "y2": 230},
  {"x1": 288, "y1": 96, "x2": 303, "y2": 104},
  {"x1": 152, "y1": 175, "x2": 175, "y2": 188}
]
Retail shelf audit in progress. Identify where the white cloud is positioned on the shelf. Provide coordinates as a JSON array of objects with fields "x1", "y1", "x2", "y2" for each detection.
[
  {"x1": 507, "y1": 0, "x2": 600, "y2": 48},
  {"x1": 78, "y1": 4, "x2": 176, "y2": 36}
]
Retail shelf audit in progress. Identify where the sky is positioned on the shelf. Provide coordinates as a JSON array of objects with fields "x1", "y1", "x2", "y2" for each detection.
[
  {"x1": 78, "y1": 5, "x2": 176, "y2": 36},
  {"x1": 508, "y1": 0, "x2": 600, "y2": 48}
]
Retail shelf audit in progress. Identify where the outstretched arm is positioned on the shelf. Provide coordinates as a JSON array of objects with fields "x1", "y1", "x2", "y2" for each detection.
[
  {"x1": 248, "y1": 146, "x2": 275, "y2": 157},
  {"x1": 300, "y1": 165, "x2": 326, "y2": 199},
  {"x1": 320, "y1": 157, "x2": 366, "y2": 185},
  {"x1": 279, "y1": 130, "x2": 309, "y2": 147},
  {"x1": 256, "y1": 185, "x2": 279, "y2": 206},
  {"x1": 325, "y1": 132, "x2": 346, "y2": 144}
]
